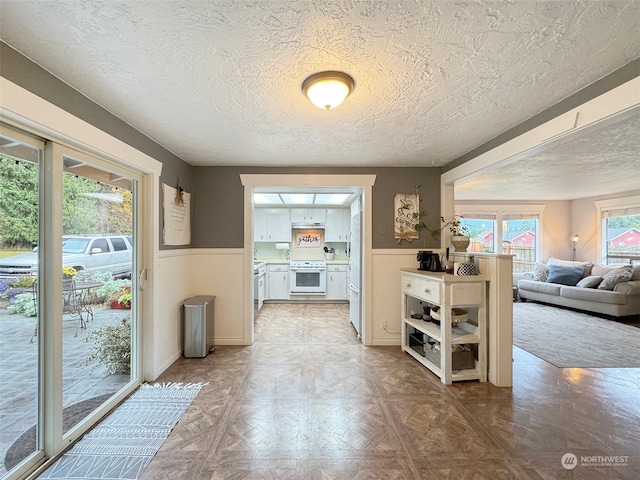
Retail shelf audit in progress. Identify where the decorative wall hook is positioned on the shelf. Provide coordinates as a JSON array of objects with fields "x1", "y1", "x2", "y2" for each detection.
[{"x1": 175, "y1": 178, "x2": 185, "y2": 205}]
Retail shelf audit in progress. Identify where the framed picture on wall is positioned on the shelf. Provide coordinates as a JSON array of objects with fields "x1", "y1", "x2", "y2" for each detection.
[
  {"x1": 295, "y1": 232, "x2": 321, "y2": 247},
  {"x1": 394, "y1": 193, "x2": 419, "y2": 242}
]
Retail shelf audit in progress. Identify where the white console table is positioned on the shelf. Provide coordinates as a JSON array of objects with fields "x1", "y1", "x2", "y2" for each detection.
[{"x1": 400, "y1": 269, "x2": 488, "y2": 384}]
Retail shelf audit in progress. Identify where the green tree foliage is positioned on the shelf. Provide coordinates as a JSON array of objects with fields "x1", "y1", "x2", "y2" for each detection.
[
  {"x1": 0, "y1": 155, "x2": 38, "y2": 247},
  {"x1": 1, "y1": 155, "x2": 133, "y2": 248},
  {"x1": 607, "y1": 214, "x2": 640, "y2": 230}
]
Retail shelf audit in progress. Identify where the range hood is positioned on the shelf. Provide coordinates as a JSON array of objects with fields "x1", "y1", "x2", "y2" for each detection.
[{"x1": 291, "y1": 222, "x2": 325, "y2": 229}]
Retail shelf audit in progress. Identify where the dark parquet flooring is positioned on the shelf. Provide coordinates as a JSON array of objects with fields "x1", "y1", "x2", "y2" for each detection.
[{"x1": 141, "y1": 303, "x2": 640, "y2": 480}]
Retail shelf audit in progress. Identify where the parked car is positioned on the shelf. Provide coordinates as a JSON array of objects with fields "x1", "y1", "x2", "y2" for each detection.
[{"x1": 0, "y1": 234, "x2": 132, "y2": 279}]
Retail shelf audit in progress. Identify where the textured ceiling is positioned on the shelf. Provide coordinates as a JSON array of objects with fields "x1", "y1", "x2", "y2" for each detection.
[
  {"x1": 455, "y1": 108, "x2": 640, "y2": 200},
  {"x1": 1, "y1": 1, "x2": 639, "y2": 199}
]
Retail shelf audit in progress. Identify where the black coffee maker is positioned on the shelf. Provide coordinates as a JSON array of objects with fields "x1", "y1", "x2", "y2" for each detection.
[{"x1": 417, "y1": 250, "x2": 442, "y2": 272}]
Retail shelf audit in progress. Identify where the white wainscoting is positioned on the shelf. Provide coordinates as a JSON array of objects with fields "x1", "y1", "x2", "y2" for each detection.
[
  {"x1": 154, "y1": 249, "x2": 245, "y2": 379},
  {"x1": 370, "y1": 249, "x2": 434, "y2": 345},
  {"x1": 154, "y1": 250, "x2": 194, "y2": 379},
  {"x1": 187, "y1": 249, "x2": 246, "y2": 345}
]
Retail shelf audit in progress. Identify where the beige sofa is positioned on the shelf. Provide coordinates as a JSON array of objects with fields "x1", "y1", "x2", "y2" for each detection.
[{"x1": 517, "y1": 259, "x2": 640, "y2": 317}]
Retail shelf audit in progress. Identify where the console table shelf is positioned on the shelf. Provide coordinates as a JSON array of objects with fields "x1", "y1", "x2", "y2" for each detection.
[{"x1": 400, "y1": 269, "x2": 488, "y2": 384}]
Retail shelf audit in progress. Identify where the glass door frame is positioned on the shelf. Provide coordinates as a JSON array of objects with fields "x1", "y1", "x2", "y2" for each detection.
[{"x1": 0, "y1": 124, "x2": 145, "y2": 480}]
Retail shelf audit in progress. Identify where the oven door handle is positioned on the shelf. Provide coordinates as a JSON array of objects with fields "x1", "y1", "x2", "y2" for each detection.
[{"x1": 290, "y1": 268, "x2": 325, "y2": 273}]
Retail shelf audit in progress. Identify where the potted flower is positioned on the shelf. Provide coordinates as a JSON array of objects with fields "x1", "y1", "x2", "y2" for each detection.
[
  {"x1": 62, "y1": 266, "x2": 77, "y2": 280},
  {"x1": 109, "y1": 285, "x2": 131, "y2": 309}
]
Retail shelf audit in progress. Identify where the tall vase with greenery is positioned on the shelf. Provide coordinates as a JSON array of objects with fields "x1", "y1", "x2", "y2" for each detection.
[
  {"x1": 421, "y1": 215, "x2": 471, "y2": 252},
  {"x1": 443, "y1": 216, "x2": 471, "y2": 252}
]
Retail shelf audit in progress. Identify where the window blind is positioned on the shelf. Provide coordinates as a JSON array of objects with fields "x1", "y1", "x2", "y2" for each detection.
[
  {"x1": 502, "y1": 213, "x2": 540, "y2": 220},
  {"x1": 602, "y1": 207, "x2": 640, "y2": 218}
]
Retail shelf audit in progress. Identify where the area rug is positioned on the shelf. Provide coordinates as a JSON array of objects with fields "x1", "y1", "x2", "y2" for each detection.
[
  {"x1": 38, "y1": 382, "x2": 205, "y2": 480},
  {"x1": 513, "y1": 302, "x2": 640, "y2": 368}
]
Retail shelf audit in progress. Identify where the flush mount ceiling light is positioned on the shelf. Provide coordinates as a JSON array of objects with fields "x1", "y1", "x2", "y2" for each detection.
[{"x1": 302, "y1": 71, "x2": 355, "y2": 110}]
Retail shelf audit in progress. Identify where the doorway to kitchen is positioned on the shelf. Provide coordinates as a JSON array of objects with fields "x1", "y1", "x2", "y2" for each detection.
[{"x1": 241, "y1": 175, "x2": 376, "y2": 346}]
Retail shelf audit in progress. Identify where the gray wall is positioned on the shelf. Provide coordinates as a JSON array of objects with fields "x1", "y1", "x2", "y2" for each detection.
[
  {"x1": 192, "y1": 166, "x2": 441, "y2": 249},
  {"x1": 0, "y1": 42, "x2": 194, "y2": 249}
]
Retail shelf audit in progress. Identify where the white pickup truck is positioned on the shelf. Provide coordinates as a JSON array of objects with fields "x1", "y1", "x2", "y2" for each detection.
[{"x1": 0, "y1": 234, "x2": 132, "y2": 279}]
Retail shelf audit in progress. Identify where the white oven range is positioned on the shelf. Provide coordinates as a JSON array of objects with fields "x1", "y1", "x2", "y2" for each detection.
[{"x1": 289, "y1": 260, "x2": 327, "y2": 294}]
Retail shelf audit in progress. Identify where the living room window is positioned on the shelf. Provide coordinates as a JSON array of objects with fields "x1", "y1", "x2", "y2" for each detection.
[
  {"x1": 503, "y1": 214, "x2": 539, "y2": 273},
  {"x1": 457, "y1": 205, "x2": 543, "y2": 273},
  {"x1": 596, "y1": 196, "x2": 640, "y2": 265},
  {"x1": 602, "y1": 210, "x2": 640, "y2": 265},
  {"x1": 460, "y1": 216, "x2": 496, "y2": 253}
]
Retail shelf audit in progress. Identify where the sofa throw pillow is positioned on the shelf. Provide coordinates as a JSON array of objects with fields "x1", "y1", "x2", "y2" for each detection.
[
  {"x1": 576, "y1": 276, "x2": 603, "y2": 288},
  {"x1": 547, "y1": 258, "x2": 593, "y2": 278},
  {"x1": 545, "y1": 264, "x2": 584, "y2": 286},
  {"x1": 597, "y1": 265, "x2": 633, "y2": 290},
  {"x1": 532, "y1": 262, "x2": 549, "y2": 282}
]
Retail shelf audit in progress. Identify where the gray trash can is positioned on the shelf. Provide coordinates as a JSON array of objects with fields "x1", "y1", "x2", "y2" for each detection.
[{"x1": 183, "y1": 295, "x2": 216, "y2": 358}]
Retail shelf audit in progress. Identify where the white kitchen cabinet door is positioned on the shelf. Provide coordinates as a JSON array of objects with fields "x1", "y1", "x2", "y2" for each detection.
[
  {"x1": 290, "y1": 208, "x2": 326, "y2": 223},
  {"x1": 266, "y1": 208, "x2": 291, "y2": 242},
  {"x1": 254, "y1": 208, "x2": 267, "y2": 242},
  {"x1": 267, "y1": 264, "x2": 289, "y2": 299},
  {"x1": 325, "y1": 208, "x2": 350, "y2": 242},
  {"x1": 309, "y1": 208, "x2": 326, "y2": 223},
  {"x1": 326, "y1": 265, "x2": 348, "y2": 300},
  {"x1": 290, "y1": 208, "x2": 310, "y2": 222}
]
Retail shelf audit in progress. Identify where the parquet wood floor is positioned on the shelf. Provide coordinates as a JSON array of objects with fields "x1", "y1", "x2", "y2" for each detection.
[{"x1": 142, "y1": 303, "x2": 640, "y2": 479}]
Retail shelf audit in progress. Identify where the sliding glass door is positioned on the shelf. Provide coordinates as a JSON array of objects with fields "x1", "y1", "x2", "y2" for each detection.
[
  {"x1": 0, "y1": 129, "x2": 43, "y2": 478},
  {"x1": 61, "y1": 149, "x2": 137, "y2": 439},
  {"x1": 0, "y1": 125, "x2": 142, "y2": 479}
]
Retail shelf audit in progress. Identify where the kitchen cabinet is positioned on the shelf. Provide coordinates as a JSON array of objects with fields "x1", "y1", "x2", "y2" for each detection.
[
  {"x1": 400, "y1": 269, "x2": 488, "y2": 384},
  {"x1": 290, "y1": 208, "x2": 326, "y2": 223},
  {"x1": 254, "y1": 208, "x2": 267, "y2": 242},
  {"x1": 327, "y1": 264, "x2": 348, "y2": 300},
  {"x1": 265, "y1": 209, "x2": 291, "y2": 242},
  {"x1": 325, "y1": 208, "x2": 350, "y2": 242},
  {"x1": 254, "y1": 208, "x2": 291, "y2": 242},
  {"x1": 267, "y1": 264, "x2": 289, "y2": 300}
]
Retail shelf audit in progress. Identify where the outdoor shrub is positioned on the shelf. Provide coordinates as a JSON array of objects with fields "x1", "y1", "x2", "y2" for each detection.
[
  {"x1": 0, "y1": 277, "x2": 35, "y2": 303},
  {"x1": 85, "y1": 315, "x2": 131, "y2": 375},
  {"x1": 0, "y1": 278, "x2": 14, "y2": 301},
  {"x1": 8, "y1": 275, "x2": 37, "y2": 289},
  {"x1": 84, "y1": 271, "x2": 131, "y2": 305},
  {"x1": 7, "y1": 292, "x2": 37, "y2": 316}
]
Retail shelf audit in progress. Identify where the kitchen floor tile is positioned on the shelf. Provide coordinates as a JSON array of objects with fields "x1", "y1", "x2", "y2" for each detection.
[{"x1": 133, "y1": 303, "x2": 640, "y2": 479}]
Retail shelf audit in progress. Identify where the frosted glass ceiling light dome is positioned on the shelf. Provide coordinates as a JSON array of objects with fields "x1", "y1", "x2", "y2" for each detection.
[{"x1": 302, "y1": 71, "x2": 355, "y2": 110}]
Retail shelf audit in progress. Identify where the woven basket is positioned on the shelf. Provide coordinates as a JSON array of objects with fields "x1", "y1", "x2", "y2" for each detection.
[
  {"x1": 430, "y1": 306, "x2": 468, "y2": 323},
  {"x1": 423, "y1": 344, "x2": 475, "y2": 370}
]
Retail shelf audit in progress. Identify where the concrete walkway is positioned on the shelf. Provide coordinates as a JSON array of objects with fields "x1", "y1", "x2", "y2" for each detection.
[{"x1": 0, "y1": 304, "x2": 130, "y2": 476}]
